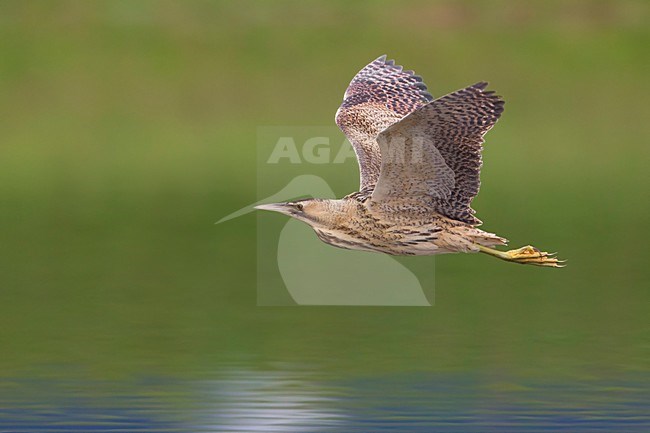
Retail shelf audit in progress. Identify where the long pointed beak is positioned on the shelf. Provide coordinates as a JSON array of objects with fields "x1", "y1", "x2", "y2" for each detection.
[
  {"x1": 216, "y1": 175, "x2": 334, "y2": 225},
  {"x1": 254, "y1": 203, "x2": 291, "y2": 215}
]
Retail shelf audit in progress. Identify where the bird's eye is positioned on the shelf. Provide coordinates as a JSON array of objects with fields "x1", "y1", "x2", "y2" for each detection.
[{"x1": 294, "y1": 203, "x2": 304, "y2": 211}]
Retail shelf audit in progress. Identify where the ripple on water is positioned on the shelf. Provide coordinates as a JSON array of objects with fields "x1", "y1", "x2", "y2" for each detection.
[{"x1": 0, "y1": 370, "x2": 649, "y2": 432}]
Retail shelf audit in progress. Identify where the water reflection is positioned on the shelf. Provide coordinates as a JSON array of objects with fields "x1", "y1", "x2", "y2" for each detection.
[
  {"x1": 194, "y1": 368, "x2": 345, "y2": 432},
  {"x1": 0, "y1": 369, "x2": 648, "y2": 432},
  {"x1": 197, "y1": 370, "x2": 650, "y2": 432}
]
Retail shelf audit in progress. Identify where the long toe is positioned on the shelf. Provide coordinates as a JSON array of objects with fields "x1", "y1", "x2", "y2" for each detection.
[{"x1": 506, "y1": 246, "x2": 565, "y2": 267}]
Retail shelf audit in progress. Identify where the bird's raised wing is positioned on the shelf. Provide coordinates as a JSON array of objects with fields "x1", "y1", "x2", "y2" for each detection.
[
  {"x1": 335, "y1": 55, "x2": 434, "y2": 191},
  {"x1": 370, "y1": 82, "x2": 505, "y2": 225}
]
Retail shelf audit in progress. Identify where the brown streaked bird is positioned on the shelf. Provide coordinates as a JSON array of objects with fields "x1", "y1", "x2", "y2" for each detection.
[{"x1": 256, "y1": 55, "x2": 564, "y2": 267}]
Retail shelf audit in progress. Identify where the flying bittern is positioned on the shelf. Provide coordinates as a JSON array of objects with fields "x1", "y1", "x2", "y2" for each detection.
[{"x1": 256, "y1": 55, "x2": 563, "y2": 268}]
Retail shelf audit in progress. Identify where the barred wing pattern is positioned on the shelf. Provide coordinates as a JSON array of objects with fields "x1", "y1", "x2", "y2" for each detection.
[
  {"x1": 335, "y1": 55, "x2": 434, "y2": 190},
  {"x1": 371, "y1": 82, "x2": 505, "y2": 225}
]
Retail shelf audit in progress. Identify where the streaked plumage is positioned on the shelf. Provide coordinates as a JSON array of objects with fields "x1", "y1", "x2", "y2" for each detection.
[
  {"x1": 257, "y1": 55, "x2": 563, "y2": 267},
  {"x1": 335, "y1": 55, "x2": 433, "y2": 191}
]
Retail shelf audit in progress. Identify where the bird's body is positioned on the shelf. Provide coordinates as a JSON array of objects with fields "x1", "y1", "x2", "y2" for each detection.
[
  {"x1": 281, "y1": 198, "x2": 504, "y2": 256},
  {"x1": 257, "y1": 55, "x2": 563, "y2": 267}
]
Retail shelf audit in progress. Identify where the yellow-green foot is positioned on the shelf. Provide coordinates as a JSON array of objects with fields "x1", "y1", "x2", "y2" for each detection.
[{"x1": 478, "y1": 245, "x2": 565, "y2": 268}]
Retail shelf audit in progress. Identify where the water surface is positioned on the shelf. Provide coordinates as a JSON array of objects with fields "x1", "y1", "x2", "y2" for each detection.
[{"x1": 2, "y1": 368, "x2": 649, "y2": 432}]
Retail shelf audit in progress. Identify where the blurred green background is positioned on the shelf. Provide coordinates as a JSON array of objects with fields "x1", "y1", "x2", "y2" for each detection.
[{"x1": 1, "y1": 0, "x2": 648, "y2": 397}]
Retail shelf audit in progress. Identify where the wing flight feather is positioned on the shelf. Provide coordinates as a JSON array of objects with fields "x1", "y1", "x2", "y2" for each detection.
[
  {"x1": 371, "y1": 82, "x2": 505, "y2": 225},
  {"x1": 335, "y1": 55, "x2": 434, "y2": 190}
]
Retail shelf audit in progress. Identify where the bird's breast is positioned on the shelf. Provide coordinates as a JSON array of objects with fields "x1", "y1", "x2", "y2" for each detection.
[{"x1": 313, "y1": 222, "x2": 449, "y2": 256}]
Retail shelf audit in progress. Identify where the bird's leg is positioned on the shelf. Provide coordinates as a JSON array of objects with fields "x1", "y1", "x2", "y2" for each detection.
[{"x1": 477, "y1": 245, "x2": 565, "y2": 268}]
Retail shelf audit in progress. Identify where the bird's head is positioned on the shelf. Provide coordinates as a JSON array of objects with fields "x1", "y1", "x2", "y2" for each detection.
[{"x1": 255, "y1": 198, "x2": 334, "y2": 227}]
